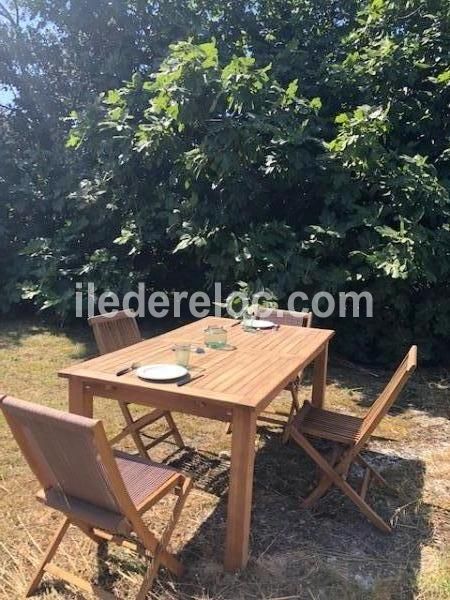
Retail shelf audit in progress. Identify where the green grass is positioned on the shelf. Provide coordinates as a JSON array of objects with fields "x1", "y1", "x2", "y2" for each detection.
[{"x1": 0, "y1": 317, "x2": 449, "y2": 599}]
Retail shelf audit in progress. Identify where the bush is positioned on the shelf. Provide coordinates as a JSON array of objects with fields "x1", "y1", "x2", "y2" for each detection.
[{"x1": 1, "y1": 0, "x2": 449, "y2": 363}]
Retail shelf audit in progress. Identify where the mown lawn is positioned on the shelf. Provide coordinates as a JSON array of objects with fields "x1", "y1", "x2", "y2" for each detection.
[{"x1": 0, "y1": 318, "x2": 449, "y2": 599}]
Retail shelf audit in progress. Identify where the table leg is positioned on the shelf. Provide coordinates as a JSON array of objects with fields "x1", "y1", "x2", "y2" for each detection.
[
  {"x1": 68, "y1": 378, "x2": 93, "y2": 417},
  {"x1": 311, "y1": 342, "x2": 328, "y2": 408},
  {"x1": 224, "y1": 406, "x2": 256, "y2": 571}
]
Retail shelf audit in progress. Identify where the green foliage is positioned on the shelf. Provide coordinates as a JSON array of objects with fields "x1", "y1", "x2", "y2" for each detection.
[{"x1": 1, "y1": 0, "x2": 449, "y2": 362}]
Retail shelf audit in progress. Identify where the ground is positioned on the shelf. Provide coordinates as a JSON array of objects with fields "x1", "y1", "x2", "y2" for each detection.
[{"x1": 0, "y1": 318, "x2": 449, "y2": 600}]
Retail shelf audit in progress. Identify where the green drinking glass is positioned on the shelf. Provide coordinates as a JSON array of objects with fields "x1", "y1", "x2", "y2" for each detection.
[{"x1": 204, "y1": 326, "x2": 227, "y2": 349}]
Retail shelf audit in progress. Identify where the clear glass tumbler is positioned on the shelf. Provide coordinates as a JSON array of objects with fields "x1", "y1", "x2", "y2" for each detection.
[
  {"x1": 204, "y1": 326, "x2": 227, "y2": 349},
  {"x1": 173, "y1": 343, "x2": 191, "y2": 367}
]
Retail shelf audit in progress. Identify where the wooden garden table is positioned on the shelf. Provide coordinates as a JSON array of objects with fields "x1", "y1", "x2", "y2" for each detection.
[{"x1": 59, "y1": 316, "x2": 334, "y2": 571}]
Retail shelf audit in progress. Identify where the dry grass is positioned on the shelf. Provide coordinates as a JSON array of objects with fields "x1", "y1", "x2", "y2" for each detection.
[
  {"x1": 417, "y1": 548, "x2": 450, "y2": 600},
  {"x1": 0, "y1": 318, "x2": 449, "y2": 600}
]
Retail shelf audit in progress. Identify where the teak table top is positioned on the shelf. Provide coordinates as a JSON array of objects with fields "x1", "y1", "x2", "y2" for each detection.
[{"x1": 59, "y1": 316, "x2": 334, "y2": 414}]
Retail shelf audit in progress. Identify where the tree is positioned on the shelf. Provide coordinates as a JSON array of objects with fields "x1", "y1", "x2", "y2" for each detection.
[{"x1": 1, "y1": 0, "x2": 449, "y2": 362}]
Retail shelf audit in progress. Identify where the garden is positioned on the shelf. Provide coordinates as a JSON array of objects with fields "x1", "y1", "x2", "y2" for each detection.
[{"x1": 0, "y1": 1, "x2": 449, "y2": 598}]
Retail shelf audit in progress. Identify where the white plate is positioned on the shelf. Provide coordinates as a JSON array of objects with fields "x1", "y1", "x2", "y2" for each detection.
[
  {"x1": 242, "y1": 319, "x2": 275, "y2": 329},
  {"x1": 136, "y1": 364, "x2": 188, "y2": 381}
]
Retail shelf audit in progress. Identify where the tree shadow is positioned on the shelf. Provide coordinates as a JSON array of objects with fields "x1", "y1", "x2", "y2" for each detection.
[
  {"x1": 0, "y1": 316, "x2": 94, "y2": 356},
  {"x1": 0, "y1": 320, "x2": 50, "y2": 349},
  {"x1": 162, "y1": 427, "x2": 431, "y2": 599},
  {"x1": 0, "y1": 315, "x2": 195, "y2": 359}
]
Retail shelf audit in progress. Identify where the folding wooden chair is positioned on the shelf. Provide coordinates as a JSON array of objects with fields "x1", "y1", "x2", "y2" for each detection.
[
  {"x1": 286, "y1": 346, "x2": 417, "y2": 532},
  {"x1": 89, "y1": 311, "x2": 184, "y2": 458},
  {"x1": 0, "y1": 395, "x2": 192, "y2": 599},
  {"x1": 225, "y1": 308, "x2": 312, "y2": 441}
]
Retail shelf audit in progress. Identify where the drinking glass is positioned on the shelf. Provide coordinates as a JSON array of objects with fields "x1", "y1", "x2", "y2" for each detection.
[
  {"x1": 241, "y1": 307, "x2": 254, "y2": 331},
  {"x1": 173, "y1": 343, "x2": 191, "y2": 367},
  {"x1": 204, "y1": 326, "x2": 227, "y2": 349}
]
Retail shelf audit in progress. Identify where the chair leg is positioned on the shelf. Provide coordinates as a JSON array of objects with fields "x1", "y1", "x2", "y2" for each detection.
[
  {"x1": 26, "y1": 518, "x2": 71, "y2": 597},
  {"x1": 359, "y1": 467, "x2": 371, "y2": 500},
  {"x1": 27, "y1": 488, "x2": 191, "y2": 600},
  {"x1": 291, "y1": 430, "x2": 391, "y2": 532},
  {"x1": 137, "y1": 478, "x2": 192, "y2": 599},
  {"x1": 115, "y1": 405, "x2": 185, "y2": 456},
  {"x1": 164, "y1": 412, "x2": 185, "y2": 449},
  {"x1": 136, "y1": 557, "x2": 160, "y2": 600},
  {"x1": 282, "y1": 382, "x2": 300, "y2": 444},
  {"x1": 356, "y1": 455, "x2": 389, "y2": 487},
  {"x1": 304, "y1": 445, "x2": 346, "y2": 508},
  {"x1": 303, "y1": 472, "x2": 333, "y2": 509},
  {"x1": 119, "y1": 401, "x2": 149, "y2": 459}
]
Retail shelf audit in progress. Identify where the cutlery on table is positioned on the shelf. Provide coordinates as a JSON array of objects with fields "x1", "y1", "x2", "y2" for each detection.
[
  {"x1": 177, "y1": 372, "x2": 205, "y2": 387},
  {"x1": 116, "y1": 362, "x2": 141, "y2": 376},
  {"x1": 171, "y1": 345, "x2": 205, "y2": 354},
  {"x1": 243, "y1": 324, "x2": 280, "y2": 333}
]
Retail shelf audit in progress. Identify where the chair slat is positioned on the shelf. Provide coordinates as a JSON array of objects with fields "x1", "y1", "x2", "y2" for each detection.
[
  {"x1": 88, "y1": 310, "x2": 141, "y2": 355},
  {"x1": 255, "y1": 307, "x2": 312, "y2": 328},
  {"x1": 356, "y1": 346, "x2": 417, "y2": 445}
]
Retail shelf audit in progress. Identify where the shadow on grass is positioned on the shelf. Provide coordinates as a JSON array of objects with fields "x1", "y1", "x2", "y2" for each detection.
[
  {"x1": 0, "y1": 320, "x2": 50, "y2": 349},
  {"x1": 0, "y1": 315, "x2": 195, "y2": 359},
  {"x1": 0, "y1": 317, "x2": 93, "y2": 358},
  {"x1": 162, "y1": 428, "x2": 431, "y2": 599}
]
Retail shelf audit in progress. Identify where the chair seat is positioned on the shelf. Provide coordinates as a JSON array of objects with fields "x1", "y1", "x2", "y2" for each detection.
[
  {"x1": 38, "y1": 452, "x2": 179, "y2": 534},
  {"x1": 114, "y1": 450, "x2": 178, "y2": 507},
  {"x1": 293, "y1": 403, "x2": 363, "y2": 445}
]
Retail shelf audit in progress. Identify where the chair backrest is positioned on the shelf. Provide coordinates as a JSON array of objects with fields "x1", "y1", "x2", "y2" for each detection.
[
  {"x1": 88, "y1": 310, "x2": 142, "y2": 355},
  {"x1": 0, "y1": 396, "x2": 132, "y2": 518},
  {"x1": 255, "y1": 307, "x2": 312, "y2": 328},
  {"x1": 357, "y1": 346, "x2": 417, "y2": 445}
]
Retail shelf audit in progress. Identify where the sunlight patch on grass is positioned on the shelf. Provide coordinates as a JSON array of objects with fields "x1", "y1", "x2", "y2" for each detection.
[
  {"x1": 418, "y1": 547, "x2": 450, "y2": 600},
  {"x1": 422, "y1": 448, "x2": 450, "y2": 511}
]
